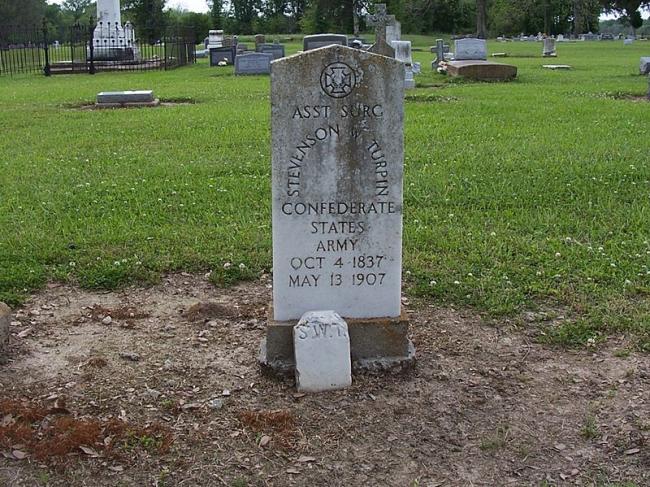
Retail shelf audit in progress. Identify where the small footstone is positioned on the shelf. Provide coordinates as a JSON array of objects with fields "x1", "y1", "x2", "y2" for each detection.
[
  {"x1": 0, "y1": 302, "x2": 11, "y2": 362},
  {"x1": 294, "y1": 311, "x2": 351, "y2": 392},
  {"x1": 543, "y1": 64, "x2": 572, "y2": 70}
]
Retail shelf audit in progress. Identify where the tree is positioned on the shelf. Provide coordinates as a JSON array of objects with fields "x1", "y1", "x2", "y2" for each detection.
[
  {"x1": 207, "y1": 0, "x2": 223, "y2": 28},
  {"x1": 0, "y1": 0, "x2": 47, "y2": 26},
  {"x1": 601, "y1": 0, "x2": 650, "y2": 35},
  {"x1": 123, "y1": 0, "x2": 166, "y2": 42},
  {"x1": 62, "y1": 0, "x2": 94, "y2": 22},
  {"x1": 476, "y1": 0, "x2": 488, "y2": 37}
]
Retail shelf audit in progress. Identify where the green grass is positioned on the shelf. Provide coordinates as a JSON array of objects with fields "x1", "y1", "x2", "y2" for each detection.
[{"x1": 1, "y1": 38, "x2": 649, "y2": 349}]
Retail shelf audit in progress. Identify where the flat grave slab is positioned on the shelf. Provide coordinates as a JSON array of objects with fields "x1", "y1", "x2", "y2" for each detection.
[
  {"x1": 446, "y1": 60, "x2": 517, "y2": 81},
  {"x1": 543, "y1": 64, "x2": 572, "y2": 70},
  {"x1": 95, "y1": 90, "x2": 159, "y2": 107}
]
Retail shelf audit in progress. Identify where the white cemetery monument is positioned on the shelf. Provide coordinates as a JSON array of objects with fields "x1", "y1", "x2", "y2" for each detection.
[
  {"x1": 207, "y1": 30, "x2": 224, "y2": 51},
  {"x1": 260, "y1": 43, "x2": 415, "y2": 387},
  {"x1": 392, "y1": 40, "x2": 415, "y2": 89},
  {"x1": 93, "y1": 0, "x2": 138, "y2": 61}
]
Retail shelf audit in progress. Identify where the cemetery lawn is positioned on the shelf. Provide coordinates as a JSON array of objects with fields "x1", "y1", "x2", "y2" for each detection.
[{"x1": 1, "y1": 37, "x2": 649, "y2": 353}]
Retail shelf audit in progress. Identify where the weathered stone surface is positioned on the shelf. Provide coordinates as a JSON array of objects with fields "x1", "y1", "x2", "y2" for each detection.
[
  {"x1": 258, "y1": 43, "x2": 285, "y2": 60},
  {"x1": 640, "y1": 57, "x2": 650, "y2": 75},
  {"x1": 392, "y1": 40, "x2": 415, "y2": 89},
  {"x1": 0, "y1": 302, "x2": 10, "y2": 362},
  {"x1": 543, "y1": 64, "x2": 572, "y2": 70},
  {"x1": 386, "y1": 21, "x2": 401, "y2": 44},
  {"x1": 294, "y1": 311, "x2": 351, "y2": 392},
  {"x1": 210, "y1": 46, "x2": 236, "y2": 66},
  {"x1": 260, "y1": 307, "x2": 414, "y2": 374},
  {"x1": 446, "y1": 60, "x2": 517, "y2": 81},
  {"x1": 454, "y1": 38, "x2": 487, "y2": 61},
  {"x1": 368, "y1": 40, "x2": 395, "y2": 58},
  {"x1": 543, "y1": 38, "x2": 557, "y2": 57},
  {"x1": 234, "y1": 52, "x2": 272, "y2": 75},
  {"x1": 96, "y1": 90, "x2": 154, "y2": 104},
  {"x1": 270, "y1": 44, "x2": 404, "y2": 321},
  {"x1": 302, "y1": 34, "x2": 348, "y2": 51}
]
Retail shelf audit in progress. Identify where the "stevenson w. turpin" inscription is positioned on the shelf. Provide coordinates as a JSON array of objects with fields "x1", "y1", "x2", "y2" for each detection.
[{"x1": 271, "y1": 44, "x2": 404, "y2": 321}]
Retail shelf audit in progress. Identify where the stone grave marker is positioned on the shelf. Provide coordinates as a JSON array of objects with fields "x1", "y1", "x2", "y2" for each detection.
[
  {"x1": 366, "y1": 3, "x2": 396, "y2": 58},
  {"x1": 259, "y1": 43, "x2": 285, "y2": 60},
  {"x1": 234, "y1": 52, "x2": 272, "y2": 75},
  {"x1": 210, "y1": 46, "x2": 236, "y2": 65},
  {"x1": 303, "y1": 34, "x2": 348, "y2": 51},
  {"x1": 0, "y1": 302, "x2": 9, "y2": 363},
  {"x1": 640, "y1": 57, "x2": 650, "y2": 75},
  {"x1": 543, "y1": 64, "x2": 572, "y2": 70},
  {"x1": 254, "y1": 34, "x2": 265, "y2": 48},
  {"x1": 392, "y1": 40, "x2": 415, "y2": 89},
  {"x1": 543, "y1": 38, "x2": 557, "y2": 57},
  {"x1": 294, "y1": 311, "x2": 352, "y2": 392},
  {"x1": 454, "y1": 38, "x2": 487, "y2": 60},
  {"x1": 261, "y1": 44, "x2": 414, "y2": 374},
  {"x1": 96, "y1": 90, "x2": 159, "y2": 107},
  {"x1": 432, "y1": 38, "x2": 444, "y2": 68},
  {"x1": 386, "y1": 20, "x2": 401, "y2": 44}
]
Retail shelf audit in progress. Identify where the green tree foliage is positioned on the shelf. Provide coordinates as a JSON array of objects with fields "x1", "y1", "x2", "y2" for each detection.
[
  {"x1": 62, "y1": 0, "x2": 94, "y2": 21},
  {"x1": 123, "y1": 0, "x2": 166, "y2": 42},
  {"x1": 0, "y1": 0, "x2": 47, "y2": 26},
  {"x1": 602, "y1": 0, "x2": 650, "y2": 34},
  {"x1": 207, "y1": 0, "x2": 224, "y2": 28},
  {"x1": 166, "y1": 7, "x2": 210, "y2": 41}
]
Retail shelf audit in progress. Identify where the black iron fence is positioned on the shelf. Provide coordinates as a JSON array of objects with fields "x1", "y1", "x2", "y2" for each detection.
[{"x1": 0, "y1": 19, "x2": 196, "y2": 77}]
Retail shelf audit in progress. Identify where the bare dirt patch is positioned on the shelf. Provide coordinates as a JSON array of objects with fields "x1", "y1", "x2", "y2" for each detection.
[{"x1": 1, "y1": 273, "x2": 648, "y2": 486}]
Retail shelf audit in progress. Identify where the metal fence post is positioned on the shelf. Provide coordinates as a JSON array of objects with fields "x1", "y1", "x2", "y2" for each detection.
[
  {"x1": 42, "y1": 19, "x2": 51, "y2": 76},
  {"x1": 88, "y1": 16, "x2": 95, "y2": 75}
]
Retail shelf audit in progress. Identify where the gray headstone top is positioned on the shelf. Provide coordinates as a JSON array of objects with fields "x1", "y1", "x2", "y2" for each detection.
[
  {"x1": 303, "y1": 34, "x2": 348, "y2": 51},
  {"x1": 640, "y1": 57, "x2": 650, "y2": 75},
  {"x1": 454, "y1": 38, "x2": 487, "y2": 61},
  {"x1": 271, "y1": 45, "x2": 404, "y2": 320},
  {"x1": 234, "y1": 52, "x2": 273, "y2": 75},
  {"x1": 210, "y1": 46, "x2": 236, "y2": 66},
  {"x1": 391, "y1": 40, "x2": 412, "y2": 65},
  {"x1": 96, "y1": 90, "x2": 154, "y2": 104},
  {"x1": 259, "y1": 43, "x2": 285, "y2": 60},
  {"x1": 543, "y1": 38, "x2": 557, "y2": 56}
]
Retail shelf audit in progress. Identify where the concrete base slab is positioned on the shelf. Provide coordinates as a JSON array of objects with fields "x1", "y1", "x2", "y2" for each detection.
[
  {"x1": 446, "y1": 60, "x2": 517, "y2": 81},
  {"x1": 94, "y1": 99, "x2": 161, "y2": 109},
  {"x1": 259, "y1": 307, "x2": 415, "y2": 376}
]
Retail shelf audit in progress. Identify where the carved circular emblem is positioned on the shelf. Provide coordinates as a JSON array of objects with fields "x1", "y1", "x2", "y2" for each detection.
[{"x1": 320, "y1": 62, "x2": 356, "y2": 98}]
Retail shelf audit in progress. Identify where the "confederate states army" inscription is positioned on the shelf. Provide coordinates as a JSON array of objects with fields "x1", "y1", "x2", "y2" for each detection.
[{"x1": 271, "y1": 45, "x2": 405, "y2": 321}]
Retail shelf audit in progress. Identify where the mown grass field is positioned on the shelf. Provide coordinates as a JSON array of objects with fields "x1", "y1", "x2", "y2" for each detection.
[{"x1": 1, "y1": 36, "x2": 648, "y2": 348}]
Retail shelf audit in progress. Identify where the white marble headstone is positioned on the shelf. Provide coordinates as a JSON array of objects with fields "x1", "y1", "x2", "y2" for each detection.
[
  {"x1": 271, "y1": 45, "x2": 404, "y2": 321},
  {"x1": 391, "y1": 40, "x2": 415, "y2": 89},
  {"x1": 293, "y1": 310, "x2": 351, "y2": 392}
]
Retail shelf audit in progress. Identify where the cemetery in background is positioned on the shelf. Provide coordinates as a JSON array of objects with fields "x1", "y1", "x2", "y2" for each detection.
[{"x1": 0, "y1": 19, "x2": 196, "y2": 77}]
